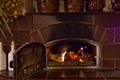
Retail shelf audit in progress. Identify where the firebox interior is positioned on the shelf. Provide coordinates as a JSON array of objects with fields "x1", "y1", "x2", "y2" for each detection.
[{"x1": 46, "y1": 39, "x2": 98, "y2": 68}]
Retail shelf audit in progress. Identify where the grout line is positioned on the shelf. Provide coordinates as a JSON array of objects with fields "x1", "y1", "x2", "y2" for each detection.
[
  {"x1": 99, "y1": 71, "x2": 107, "y2": 80},
  {"x1": 113, "y1": 29, "x2": 116, "y2": 43},
  {"x1": 105, "y1": 43, "x2": 120, "y2": 44},
  {"x1": 92, "y1": 15, "x2": 96, "y2": 24},
  {"x1": 114, "y1": 58, "x2": 116, "y2": 69},
  {"x1": 100, "y1": 29, "x2": 107, "y2": 43},
  {"x1": 38, "y1": 30, "x2": 46, "y2": 43},
  {"x1": 93, "y1": 25, "x2": 98, "y2": 37}
]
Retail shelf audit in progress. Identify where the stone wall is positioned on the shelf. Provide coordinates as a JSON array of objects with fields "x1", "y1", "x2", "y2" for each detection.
[{"x1": 1, "y1": 13, "x2": 120, "y2": 69}]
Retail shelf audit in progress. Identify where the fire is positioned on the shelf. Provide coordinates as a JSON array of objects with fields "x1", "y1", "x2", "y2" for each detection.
[
  {"x1": 56, "y1": 50, "x2": 67, "y2": 62},
  {"x1": 61, "y1": 51, "x2": 67, "y2": 62},
  {"x1": 79, "y1": 59, "x2": 84, "y2": 62},
  {"x1": 68, "y1": 51, "x2": 79, "y2": 60},
  {"x1": 47, "y1": 46, "x2": 95, "y2": 63}
]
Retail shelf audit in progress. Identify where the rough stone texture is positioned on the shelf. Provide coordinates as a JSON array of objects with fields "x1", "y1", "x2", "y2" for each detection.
[
  {"x1": 2, "y1": 14, "x2": 120, "y2": 69},
  {"x1": 13, "y1": 30, "x2": 31, "y2": 44},
  {"x1": 103, "y1": 44, "x2": 120, "y2": 59},
  {"x1": 116, "y1": 59, "x2": 120, "y2": 69},
  {"x1": 13, "y1": 15, "x2": 33, "y2": 29},
  {"x1": 115, "y1": 29, "x2": 120, "y2": 43},
  {"x1": 109, "y1": 14, "x2": 120, "y2": 28},
  {"x1": 33, "y1": 15, "x2": 58, "y2": 28},
  {"x1": 93, "y1": 27, "x2": 105, "y2": 42},
  {"x1": 30, "y1": 29, "x2": 44, "y2": 43},
  {"x1": 102, "y1": 29, "x2": 114, "y2": 43},
  {"x1": 95, "y1": 14, "x2": 110, "y2": 28},
  {"x1": 102, "y1": 59, "x2": 114, "y2": 69}
]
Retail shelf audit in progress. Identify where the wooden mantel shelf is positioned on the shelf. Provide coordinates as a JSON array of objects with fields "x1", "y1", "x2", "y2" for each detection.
[
  {"x1": 26, "y1": 11, "x2": 120, "y2": 15},
  {"x1": 0, "y1": 69, "x2": 120, "y2": 80}
]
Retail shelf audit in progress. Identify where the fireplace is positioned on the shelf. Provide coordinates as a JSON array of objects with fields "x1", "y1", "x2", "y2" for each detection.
[
  {"x1": 14, "y1": 22, "x2": 102, "y2": 74},
  {"x1": 1, "y1": 11, "x2": 119, "y2": 72},
  {"x1": 39, "y1": 22, "x2": 101, "y2": 69},
  {"x1": 14, "y1": 38, "x2": 101, "y2": 79},
  {"x1": 45, "y1": 38, "x2": 100, "y2": 69},
  {"x1": 12, "y1": 14, "x2": 120, "y2": 79}
]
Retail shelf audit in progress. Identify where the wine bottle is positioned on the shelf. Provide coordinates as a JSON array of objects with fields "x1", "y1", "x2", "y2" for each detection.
[
  {"x1": 8, "y1": 41, "x2": 15, "y2": 71},
  {"x1": 0, "y1": 42, "x2": 6, "y2": 70}
]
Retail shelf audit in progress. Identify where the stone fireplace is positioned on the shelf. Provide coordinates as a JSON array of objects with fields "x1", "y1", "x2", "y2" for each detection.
[
  {"x1": 2, "y1": 13, "x2": 120, "y2": 70},
  {"x1": 43, "y1": 22, "x2": 101, "y2": 69}
]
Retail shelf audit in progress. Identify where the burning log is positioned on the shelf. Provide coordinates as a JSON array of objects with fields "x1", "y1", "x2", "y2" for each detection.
[
  {"x1": 47, "y1": 47, "x2": 67, "y2": 62},
  {"x1": 57, "y1": 51, "x2": 67, "y2": 62},
  {"x1": 68, "y1": 51, "x2": 81, "y2": 61}
]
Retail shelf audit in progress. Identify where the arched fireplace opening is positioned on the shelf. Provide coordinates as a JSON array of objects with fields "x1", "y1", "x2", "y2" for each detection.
[{"x1": 45, "y1": 38, "x2": 100, "y2": 69}]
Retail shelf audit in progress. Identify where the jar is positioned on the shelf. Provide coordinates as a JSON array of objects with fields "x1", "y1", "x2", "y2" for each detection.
[
  {"x1": 86, "y1": 0, "x2": 105, "y2": 12},
  {"x1": 64, "y1": 0, "x2": 84, "y2": 12},
  {"x1": 36, "y1": 0, "x2": 60, "y2": 13},
  {"x1": 111, "y1": 0, "x2": 120, "y2": 11}
]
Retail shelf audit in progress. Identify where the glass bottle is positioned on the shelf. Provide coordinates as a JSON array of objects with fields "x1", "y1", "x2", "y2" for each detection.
[
  {"x1": 0, "y1": 42, "x2": 6, "y2": 70},
  {"x1": 8, "y1": 41, "x2": 15, "y2": 71}
]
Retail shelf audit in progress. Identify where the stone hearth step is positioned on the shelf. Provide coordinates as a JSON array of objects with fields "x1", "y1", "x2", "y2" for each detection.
[{"x1": 0, "y1": 69, "x2": 120, "y2": 80}]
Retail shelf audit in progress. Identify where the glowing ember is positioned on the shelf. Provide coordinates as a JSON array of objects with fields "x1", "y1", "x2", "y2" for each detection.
[
  {"x1": 79, "y1": 59, "x2": 84, "y2": 62},
  {"x1": 47, "y1": 44, "x2": 96, "y2": 65},
  {"x1": 68, "y1": 51, "x2": 80, "y2": 60},
  {"x1": 47, "y1": 41, "x2": 97, "y2": 67}
]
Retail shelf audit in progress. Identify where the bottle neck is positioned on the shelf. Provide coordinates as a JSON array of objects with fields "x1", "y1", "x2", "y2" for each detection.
[
  {"x1": 11, "y1": 45, "x2": 15, "y2": 51},
  {"x1": 0, "y1": 42, "x2": 3, "y2": 52},
  {"x1": 10, "y1": 41, "x2": 15, "y2": 52}
]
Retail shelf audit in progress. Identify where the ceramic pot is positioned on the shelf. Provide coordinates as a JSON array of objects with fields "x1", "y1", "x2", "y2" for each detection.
[
  {"x1": 86, "y1": 0, "x2": 105, "y2": 12},
  {"x1": 111, "y1": 0, "x2": 120, "y2": 11},
  {"x1": 64, "y1": 0, "x2": 84, "y2": 12},
  {"x1": 36, "y1": 0, "x2": 60, "y2": 13}
]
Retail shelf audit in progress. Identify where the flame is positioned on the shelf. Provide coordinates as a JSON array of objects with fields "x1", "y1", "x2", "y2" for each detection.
[
  {"x1": 61, "y1": 51, "x2": 67, "y2": 62},
  {"x1": 79, "y1": 59, "x2": 84, "y2": 62}
]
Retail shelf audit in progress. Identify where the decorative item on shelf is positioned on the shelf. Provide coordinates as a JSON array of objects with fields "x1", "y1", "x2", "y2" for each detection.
[
  {"x1": 103, "y1": 0, "x2": 113, "y2": 12},
  {"x1": 22, "y1": 0, "x2": 37, "y2": 13},
  {"x1": 64, "y1": 0, "x2": 85, "y2": 12},
  {"x1": 86, "y1": 0, "x2": 105, "y2": 12},
  {"x1": 59, "y1": 0, "x2": 65, "y2": 12},
  {"x1": 111, "y1": 0, "x2": 120, "y2": 11},
  {"x1": 8, "y1": 41, "x2": 15, "y2": 71},
  {"x1": 0, "y1": 0, "x2": 25, "y2": 39},
  {"x1": 36, "y1": 0, "x2": 60, "y2": 13},
  {"x1": 0, "y1": 42, "x2": 6, "y2": 70}
]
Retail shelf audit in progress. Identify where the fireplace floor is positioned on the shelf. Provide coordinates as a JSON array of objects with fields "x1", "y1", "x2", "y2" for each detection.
[{"x1": 0, "y1": 69, "x2": 120, "y2": 80}]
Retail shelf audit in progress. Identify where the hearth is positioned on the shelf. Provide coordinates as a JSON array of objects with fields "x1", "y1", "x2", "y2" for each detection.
[
  {"x1": 14, "y1": 39, "x2": 101, "y2": 79},
  {"x1": 45, "y1": 38, "x2": 100, "y2": 69},
  {"x1": 37, "y1": 22, "x2": 101, "y2": 69},
  {"x1": 14, "y1": 22, "x2": 103, "y2": 79}
]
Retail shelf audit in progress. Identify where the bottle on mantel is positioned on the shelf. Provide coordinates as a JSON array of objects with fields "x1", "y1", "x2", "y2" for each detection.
[
  {"x1": 0, "y1": 42, "x2": 6, "y2": 70},
  {"x1": 8, "y1": 41, "x2": 15, "y2": 71}
]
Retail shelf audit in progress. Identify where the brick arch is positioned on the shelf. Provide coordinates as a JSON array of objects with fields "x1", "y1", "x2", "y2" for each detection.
[{"x1": 31, "y1": 22, "x2": 111, "y2": 44}]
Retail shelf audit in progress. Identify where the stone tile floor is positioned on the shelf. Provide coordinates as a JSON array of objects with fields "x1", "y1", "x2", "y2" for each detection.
[
  {"x1": 30, "y1": 69, "x2": 120, "y2": 80},
  {"x1": 0, "y1": 69, "x2": 120, "y2": 80}
]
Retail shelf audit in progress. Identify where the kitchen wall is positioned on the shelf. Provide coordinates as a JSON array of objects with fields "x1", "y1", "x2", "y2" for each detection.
[
  {"x1": 1, "y1": 13, "x2": 120, "y2": 69},
  {"x1": 1, "y1": 0, "x2": 120, "y2": 69}
]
